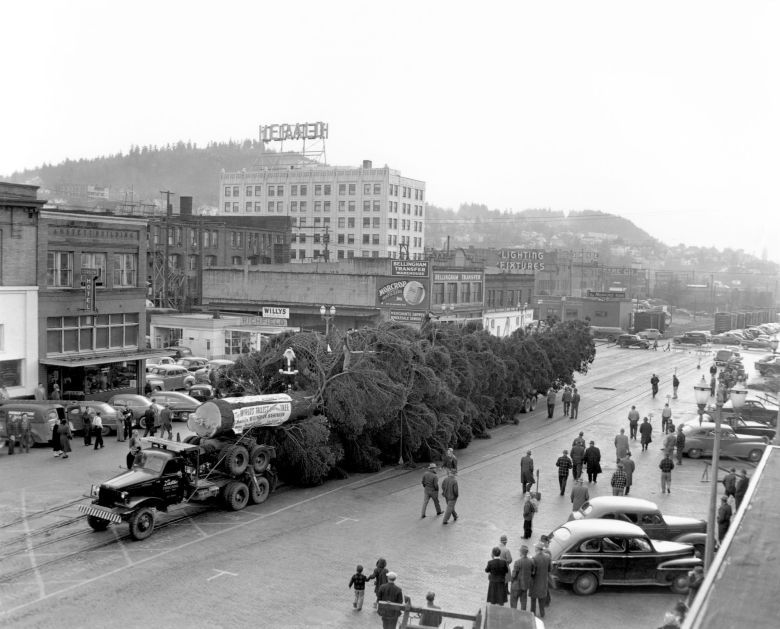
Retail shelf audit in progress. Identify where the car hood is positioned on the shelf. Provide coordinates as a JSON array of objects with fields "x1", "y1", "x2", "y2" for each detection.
[
  {"x1": 663, "y1": 515, "x2": 706, "y2": 530},
  {"x1": 103, "y1": 469, "x2": 158, "y2": 489},
  {"x1": 652, "y1": 540, "x2": 692, "y2": 554}
]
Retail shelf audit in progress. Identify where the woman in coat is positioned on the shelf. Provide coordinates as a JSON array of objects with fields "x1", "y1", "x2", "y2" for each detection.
[
  {"x1": 485, "y1": 547, "x2": 509, "y2": 605},
  {"x1": 51, "y1": 420, "x2": 61, "y2": 456},
  {"x1": 58, "y1": 419, "x2": 72, "y2": 459}
]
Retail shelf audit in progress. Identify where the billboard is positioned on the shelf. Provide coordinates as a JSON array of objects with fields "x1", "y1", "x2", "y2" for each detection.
[
  {"x1": 378, "y1": 260, "x2": 430, "y2": 323},
  {"x1": 496, "y1": 249, "x2": 545, "y2": 274}
]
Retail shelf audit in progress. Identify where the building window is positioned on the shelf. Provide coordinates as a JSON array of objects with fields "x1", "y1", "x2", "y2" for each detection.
[
  {"x1": 315, "y1": 201, "x2": 322, "y2": 212},
  {"x1": 348, "y1": 201, "x2": 355, "y2": 212},
  {"x1": 372, "y1": 217, "x2": 380, "y2": 228},
  {"x1": 372, "y1": 234, "x2": 379, "y2": 245},
  {"x1": 314, "y1": 234, "x2": 321, "y2": 244},
  {"x1": 276, "y1": 201, "x2": 283, "y2": 212},
  {"x1": 291, "y1": 184, "x2": 298, "y2": 196},
  {"x1": 246, "y1": 186, "x2": 253, "y2": 196},
  {"x1": 373, "y1": 183, "x2": 381, "y2": 195},
  {"x1": 246, "y1": 202, "x2": 252, "y2": 211},
  {"x1": 224, "y1": 202, "x2": 231, "y2": 212},
  {"x1": 348, "y1": 183, "x2": 356, "y2": 195},
  {"x1": 324, "y1": 201, "x2": 331, "y2": 212},
  {"x1": 46, "y1": 313, "x2": 139, "y2": 353},
  {"x1": 113, "y1": 253, "x2": 137, "y2": 287},
  {"x1": 224, "y1": 330, "x2": 253, "y2": 356},
  {"x1": 205, "y1": 255, "x2": 217, "y2": 267},
  {"x1": 188, "y1": 255, "x2": 199, "y2": 271},
  {"x1": 324, "y1": 184, "x2": 331, "y2": 195},
  {"x1": 339, "y1": 201, "x2": 345, "y2": 212},
  {"x1": 231, "y1": 256, "x2": 242, "y2": 265},
  {"x1": 190, "y1": 230, "x2": 198, "y2": 247},
  {"x1": 212, "y1": 231, "x2": 218, "y2": 247},
  {"x1": 290, "y1": 250, "x2": 297, "y2": 259},
  {"x1": 337, "y1": 234, "x2": 345, "y2": 244},
  {"x1": 254, "y1": 185, "x2": 262, "y2": 196},
  {"x1": 80, "y1": 253, "x2": 106, "y2": 286},
  {"x1": 462, "y1": 283, "x2": 471, "y2": 303},
  {"x1": 348, "y1": 218, "x2": 355, "y2": 228},
  {"x1": 46, "y1": 251, "x2": 73, "y2": 287},
  {"x1": 0, "y1": 358, "x2": 21, "y2": 387},
  {"x1": 364, "y1": 183, "x2": 371, "y2": 195},
  {"x1": 363, "y1": 201, "x2": 371, "y2": 212},
  {"x1": 315, "y1": 184, "x2": 322, "y2": 195},
  {"x1": 337, "y1": 250, "x2": 344, "y2": 259},
  {"x1": 373, "y1": 200, "x2": 380, "y2": 212},
  {"x1": 472, "y1": 282, "x2": 482, "y2": 302},
  {"x1": 347, "y1": 234, "x2": 355, "y2": 244},
  {"x1": 362, "y1": 234, "x2": 370, "y2": 244},
  {"x1": 300, "y1": 185, "x2": 307, "y2": 196},
  {"x1": 225, "y1": 186, "x2": 231, "y2": 197},
  {"x1": 298, "y1": 249, "x2": 306, "y2": 259},
  {"x1": 339, "y1": 183, "x2": 346, "y2": 196},
  {"x1": 291, "y1": 201, "x2": 298, "y2": 213},
  {"x1": 255, "y1": 202, "x2": 262, "y2": 212},
  {"x1": 363, "y1": 217, "x2": 371, "y2": 228},
  {"x1": 299, "y1": 234, "x2": 306, "y2": 243},
  {"x1": 268, "y1": 201, "x2": 274, "y2": 212},
  {"x1": 300, "y1": 201, "x2": 307, "y2": 212},
  {"x1": 232, "y1": 186, "x2": 239, "y2": 196},
  {"x1": 268, "y1": 185, "x2": 275, "y2": 197}
]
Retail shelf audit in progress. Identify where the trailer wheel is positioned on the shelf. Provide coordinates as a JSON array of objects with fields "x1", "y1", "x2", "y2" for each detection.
[
  {"x1": 223, "y1": 444, "x2": 249, "y2": 475},
  {"x1": 521, "y1": 398, "x2": 530, "y2": 413},
  {"x1": 249, "y1": 476, "x2": 271, "y2": 504},
  {"x1": 87, "y1": 515, "x2": 110, "y2": 531},
  {"x1": 223, "y1": 481, "x2": 249, "y2": 511},
  {"x1": 529, "y1": 396, "x2": 537, "y2": 411},
  {"x1": 249, "y1": 445, "x2": 271, "y2": 473},
  {"x1": 129, "y1": 507, "x2": 156, "y2": 540}
]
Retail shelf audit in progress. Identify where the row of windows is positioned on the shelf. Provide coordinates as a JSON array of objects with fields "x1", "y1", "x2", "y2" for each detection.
[
  {"x1": 431, "y1": 282, "x2": 484, "y2": 305},
  {"x1": 153, "y1": 225, "x2": 284, "y2": 248},
  {"x1": 47, "y1": 252, "x2": 137, "y2": 288},
  {"x1": 225, "y1": 182, "x2": 390, "y2": 198},
  {"x1": 485, "y1": 290, "x2": 531, "y2": 309},
  {"x1": 388, "y1": 184, "x2": 424, "y2": 201},
  {"x1": 289, "y1": 249, "x2": 426, "y2": 261},
  {"x1": 387, "y1": 201, "x2": 424, "y2": 216},
  {"x1": 46, "y1": 313, "x2": 139, "y2": 354}
]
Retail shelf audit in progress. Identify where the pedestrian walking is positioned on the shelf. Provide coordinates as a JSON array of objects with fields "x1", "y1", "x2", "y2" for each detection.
[
  {"x1": 6, "y1": 414, "x2": 20, "y2": 454},
  {"x1": 368, "y1": 558, "x2": 389, "y2": 609},
  {"x1": 50, "y1": 383, "x2": 61, "y2": 400},
  {"x1": 650, "y1": 373, "x2": 659, "y2": 398},
  {"x1": 659, "y1": 452, "x2": 675, "y2": 493},
  {"x1": 529, "y1": 543, "x2": 550, "y2": 619},
  {"x1": 570, "y1": 387, "x2": 580, "y2": 419},
  {"x1": 122, "y1": 407, "x2": 133, "y2": 441},
  {"x1": 584, "y1": 440, "x2": 602, "y2": 483},
  {"x1": 92, "y1": 412, "x2": 105, "y2": 449},
  {"x1": 51, "y1": 420, "x2": 62, "y2": 457},
  {"x1": 115, "y1": 410, "x2": 125, "y2": 441},
  {"x1": 142, "y1": 405, "x2": 156, "y2": 437},
  {"x1": 546, "y1": 389, "x2": 556, "y2": 419},
  {"x1": 717, "y1": 495, "x2": 732, "y2": 542},
  {"x1": 672, "y1": 373, "x2": 680, "y2": 399},
  {"x1": 572, "y1": 431, "x2": 586, "y2": 449},
  {"x1": 509, "y1": 546, "x2": 535, "y2": 611},
  {"x1": 348, "y1": 564, "x2": 368, "y2": 611},
  {"x1": 562, "y1": 386, "x2": 572, "y2": 417},
  {"x1": 376, "y1": 572, "x2": 404, "y2": 629},
  {"x1": 663, "y1": 428, "x2": 676, "y2": 458},
  {"x1": 611, "y1": 462, "x2": 628, "y2": 496},
  {"x1": 639, "y1": 417, "x2": 653, "y2": 451},
  {"x1": 555, "y1": 449, "x2": 573, "y2": 495},
  {"x1": 522, "y1": 492, "x2": 536, "y2": 539},
  {"x1": 19, "y1": 412, "x2": 32, "y2": 453},
  {"x1": 82, "y1": 409, "x2": 93, "y2": 446},
  {"x1": 570, "y1": 477, "x2": 589, "y2": 512},
  {"x1": 58, "y1": 418, "x2": 72, "y2": 459},
  {"x1": 441, "y1": 468, "x2": 459, "y2": 524},
  {"x1": 620, "y1": 452, "x2": 635, "y2": 495},
  {"x1": 628, "y1": 406, "x2": 640, "y2": 440},
  {"x1": 419, "y1": 592, "x2": 443, "y2": 628},
  {"x1": 520, "y1": 450, "x2": 535, "y2": 495},
  {"x1": 485, "y1": 547, "x2": 509, "y2": 606},
  {"x1": 498, "y1": 535, "x2": 513, "y2": 598},
  {"x1": 127, "y1": 429, "x2": 143, "y2": 469},
  {"x1": 420, "y1": 463, "x2": 443, "y2": 518},
  {"x1": 160, "y1": 404, "x2": 173, "y2": 440},
  {"x1": 675, "y1": 425, "x2": 686, "y2": 464},
  {"x1": 614, "y1": 428, "x2": 630, "y2": 463},
  {"x1": 735, "y1": 469, "x2": 749, "y2": 510},
  {"x1": 661, "y1": 403, "x2": 672, "y2": 434},
  {"x1": 442, "y1": 447, "x2": 458, "y2": 472},
  {"x1": 570, "y1": 440, "x2": 586, "y2": 480},
  {"x1": 722, "y1": 467, "x2": 737, "y2": 500}
]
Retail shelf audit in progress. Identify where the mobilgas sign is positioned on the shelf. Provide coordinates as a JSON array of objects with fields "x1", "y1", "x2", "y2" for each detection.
[
  {"x1": 260, "y1": 122, "x2": 329, "y2": 143},
  {"x1": 496, "y1": 249, "x2": 545, "y2": 273}
]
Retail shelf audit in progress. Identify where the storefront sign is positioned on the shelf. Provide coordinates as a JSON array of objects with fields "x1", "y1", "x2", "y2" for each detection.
[
  {"x1": 587, "y1": 291, "x2": 626, "y2": 298},
  {"x1": 262, "y1": 306, "x2": 289, "y2": 319},
  {"x1": 391, "y1": 260, "x2": 429, "y2": 277},
  {"x1": 433, "y1": 272, "x2": 483, "y2": 282},
  {"x1": 388, "y1": 310, "x2": 427, "y2": 324},
  {"x1": 496, "y1": 249, "x2": 545, "y2": 273},
  {"x1": 81, "y1": 267, "x2": 99, "y2": 312},
  {"x1": 377, "y1": 276, "x2": 430, "y2": 309},
  {"x1": 260, "y1": 122, "x2": 329, "y2": 143}
]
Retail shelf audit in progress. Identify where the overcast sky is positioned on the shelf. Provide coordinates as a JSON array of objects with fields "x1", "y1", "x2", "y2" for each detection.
[{"x1": 2, "y1": 1, "x2": 777, "y2": 261}]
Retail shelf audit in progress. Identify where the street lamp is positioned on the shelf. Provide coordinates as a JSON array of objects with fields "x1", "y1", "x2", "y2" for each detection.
[
  {"x1": 770, "y1": 337, "x2": 779, "y2": 355},
  {"x1": 694, "y1": 376, "x2": 710, "y2": 426},
  {"x1": 700, "y1": 378, "x2": 748, "y2": 572},
  {"x1": 319, "y1": 305, "x2": 336, "y2": 335}
]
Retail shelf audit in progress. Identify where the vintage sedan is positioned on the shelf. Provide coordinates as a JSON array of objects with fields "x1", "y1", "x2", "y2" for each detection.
[
  {"x1": 176, "y1": 357, "x2": 209, "y2": 372},
  {"x1": 617, "y1": 334, "x2": 649, "y2": 349},
  {"x1": 681, "y1": 421, "x2": 768, "y2": 462},
  {"x1": 146, "y1": 365, "x2": 196, "y2": 392},
  {"x1": 755, "y1": 356, "x2": 780, "y2": 377},
  {"x1": 721, "y1": 395, "x2": 779, "y2": 427},
  {"x1": 188, "y1": 383, "x2": 218, "y2": 403},
  {"x1": 547, "y1": 520, "x2": 700, "y2": 596},
  {"x1": 108, "y1": 394, "x2": 163, "y2": 428},
  {"x1": 569, "y1": 496, "x2": 707, "y2": 557},
  {"x1": 65, "y1": 402, "x2": 121, "y2": 436},
  {"x1": 147, "y1": 391, "x2": 201, "y2": 421},
  {"x1": 741, "y1": 337, "x2": 772, "y2": 350}
]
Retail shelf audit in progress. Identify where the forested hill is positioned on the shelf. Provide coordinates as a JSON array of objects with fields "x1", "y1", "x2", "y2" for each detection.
[{"x1": 6, "y1": 140, "x2": 287, "y2": 206}]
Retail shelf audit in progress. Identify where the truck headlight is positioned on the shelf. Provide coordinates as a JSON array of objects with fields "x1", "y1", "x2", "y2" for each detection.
[
  {"x1": 90, "y1": 484, "x2": 100, "y2": 498},
  {"x1": 120, "y1": 491, "x2": 129, "y2": 503}
]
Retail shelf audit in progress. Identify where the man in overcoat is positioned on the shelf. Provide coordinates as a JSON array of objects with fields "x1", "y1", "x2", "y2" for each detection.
[
  {"x1": 529, "y1": 543, "x2": 550, "y2": 618},
  {"x1": 520, "y1": 451, "x2": 534, "y2": 495},
  {"x1": 584, "y1": 440, "x2": 602, "y2": 483},
  {"x1": 509, "y1": 545, "x2": 535, "y2": 611},
  {"x1": 441, "y1": 468, "x2": 459, "y2": 524},
  {"x1": 421, "y1": 463, "x2": 442, "y2": 518}
]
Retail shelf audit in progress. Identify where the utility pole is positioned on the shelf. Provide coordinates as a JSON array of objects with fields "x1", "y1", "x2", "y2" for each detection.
[
  {"x1": 160, "y1": 190, "x2": 175, "y2": 307},
  {"x1": 323, "y1": 225, "x2": 330, "y2": 262}
]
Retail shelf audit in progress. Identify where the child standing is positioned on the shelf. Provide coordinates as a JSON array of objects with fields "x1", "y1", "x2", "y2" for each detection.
[
  {"x1": 367, "y1": 557, "x2": 388, "y2": 609},
  {"x1": 348, "y1": 564, "x2": 368, "y2": 611}
]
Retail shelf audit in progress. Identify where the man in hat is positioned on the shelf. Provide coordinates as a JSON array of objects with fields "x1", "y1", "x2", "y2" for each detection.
[
  {"x1": 735, "y1": 469, "x2": 750, "y2": 510},
  {"x1": 442, "y1": 447, "x2": 457, "y2": 472},
  {"x1": 614, "y1": 428, "x2": 630, "y2": 464},
  {"x1": 570, "y1": 477, "x2": 589, "y2": 512},
  {"x1": 584, "y1": 440, "x2": 602, "y2": 483},
  {"x1": 509, "y1": 545, "x2": 535, "y2": 611},
  {"x1": 639, "y1": 416, "x2": 653, "y2": 451},
  {"x1": 675, "y1": 424, "x2": 686, "y2": 464},
  {"x1": 572, "y1": 431, "x2": 586, "y2": 449},
  {"x1": 659, "y1": 451, "x2": 675, "y2": 494},
  {"x1": 611, "y1": 462, "x2": 628, "y2": 496},
  {"x1": 419, "y1": 591, "x2": 442, "y2": 627},
  {"x1": 441, "y1": 468, "x2": 459, "y2": 524},
  {"x1": 722, "y1": 467, "x2": 737, "y2": 501},
  {"x1": 555, "y1": 449, "x2": 573, "y2": 496},
  {"x1": 570, "y1": 387, "x2": 581, "y2": 419},
  {"x1": 529, "y1": 542, "x2": 550, "y2": 618},
  {"x1": 420, "y1": 463, "x2": 442, "y2": 518},
  {"x1": 522, "y1": 492, "x2": 537, "y2": 539},
  {"x1": 628, "y1": 406, "x2": 640, "y2": 440},
  {"x1": 376, "y1": 572, "x2": 404, "y2": 629},
  {"x1": 717, "y1": 495, "x2": 732, "y2": 542},
  {"x1": 520, "y1": 450, "x2": 534, "y2": 495},
  {"x1": 498, "y1": 535, "x2": 513, "y2": 597},
  {"x1": 570, "y1": 438, "x2": 586, "y2": 480},
  {"x1": 620, "y1": 452, "x2": 635, "y2": 495}
]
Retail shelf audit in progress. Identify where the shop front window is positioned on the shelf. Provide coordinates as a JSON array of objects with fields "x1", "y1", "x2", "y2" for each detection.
[{"x1": 225, "y1": 331, "x2": 253, "y2": 355}]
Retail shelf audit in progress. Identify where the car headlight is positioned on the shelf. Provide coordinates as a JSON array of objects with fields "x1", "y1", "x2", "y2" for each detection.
[{"x1": 120, "y1": 491, "x2": 129, "y2": 502}]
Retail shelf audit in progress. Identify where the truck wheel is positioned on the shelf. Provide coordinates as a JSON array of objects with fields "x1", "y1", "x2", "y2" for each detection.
[
  {"x1": 249, "y1": 445, "x2": 271, "y2": 473},
  {"x1": 129, "y1": 507, "x2": 156, "y2": 540},
  {"x1": 223, "y1": 481, "x2": 249, "y2": 510},
  {"x1": 223, "y1": 444, "x2": 249, "y2": 475},
  {"x1": 521, "y1": 398, "x2": 530, "y2": 413},
  {"x1": 529, "y1": 396, "x2": 537, "y2": 411},
  {"x1": 249, "y1": 476, "x2": 271, "y2": 504},
  {"x1": 183, "y1": 435, "x2": 200, "y2": 445},
  {"x1": 87, "y1": 515, "x2": 110, "y2": 531}
]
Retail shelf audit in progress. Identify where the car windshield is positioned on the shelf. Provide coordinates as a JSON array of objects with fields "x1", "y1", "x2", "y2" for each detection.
[{"x1": 132, "y1": 450, "x2": 167, "y2": 473}]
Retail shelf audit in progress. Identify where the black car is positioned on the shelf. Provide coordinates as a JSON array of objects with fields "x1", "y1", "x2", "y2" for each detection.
[
  {"x1": 673, "y1": 332, "x2": 708, "y2": 346},
  {"x1": 547, "y1": 519, "x2": 700, "y2": 596},
  {"x1": 755, "y1": 356, "x2": 780, "y2": 377},
  {"x1": 188, "y1": 383, "x2": 218, "y2": 403},
  {"x1": 721, "y1": 396, "x2": 779, "y2": 428},
  {"x1": 617, "y1": 334, "x2": 649, "y2": 349}
]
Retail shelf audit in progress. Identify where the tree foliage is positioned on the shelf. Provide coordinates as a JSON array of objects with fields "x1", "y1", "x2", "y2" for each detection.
[{"x1": 229, "y1": 320, "x2": 595, "y2": 486}]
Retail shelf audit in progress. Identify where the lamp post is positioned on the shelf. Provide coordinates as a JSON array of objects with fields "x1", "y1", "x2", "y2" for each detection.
[
  {"x1": 319, "y1": 305, "x2": 336, "y2": 336},
  {"x1": 699, "y1": 378, "x2": 748, "y2": 572},
  {"x1": 694, "y1": 376, "x2": 710, "y2": 427},
  {"x1": 770, "y1": 337, "x2": 779, "y2": 355},
  {"x1": 560, "y1": 295, "x2": 567, "y2": 323}
]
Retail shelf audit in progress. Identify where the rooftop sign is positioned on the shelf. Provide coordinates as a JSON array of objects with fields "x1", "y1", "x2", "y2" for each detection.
[
  {"x1": 496, "y1": 249, "x2": 545, "y2": 274},
  {"x1": 260, "y1": 122, "x2": 329, "y2": 143}
]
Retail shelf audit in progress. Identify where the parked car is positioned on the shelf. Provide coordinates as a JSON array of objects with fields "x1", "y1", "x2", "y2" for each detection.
[
  {"x1": 589, "y1": 326, "x2": 625, "y2": 342},
  {"x1": 188, "y1": 383, "x2": 218, "y2": 403},
  {"x1": 147, "y1": 391, "x2": 201, "y2": 421},
  {"x1": 176, "y1": 357, "x2": 209, "y2": 372},
  {"x1": 108, "y1": 394, "x2": 163, "y2": 427},
  {"x1": 681, "y1": 421, "x2": 768, "y2": 462},
  {"x1": 636, "y1": 328, "x2": 662, "y2": 341},
  {"x1": 194, "y1": 359, "x2": 235, "y2": 383},
  {"x1": 0, "y1": 402, "x2": 67, "y2": 445},
  {"x1": 148, "y1": 356, "x2": 176, "y2": 367},
  {"x1": 146, "y1": 365, "x2": 196, "y2": 392},
  {"x1": 755, "y1": 355, "x2": 780, "y2": 377},
  {"x1": 712, "y1": 333, "x2": 744, "y2": 345},
  {"x1": 546, "y1": 519, "x2": 700, "y2": 596},
  {"x1": 163, "y1": 346, "x2": 193, "y2": 360},
  {"x1": 721, "y1": 395, "x2": 779, "y2": 427},
  {"x1": 65, "y1": 402, "x2": 121, "y2": 436},
  {"x1": 727, "y1": 416, "x2": 776, "y2": 440},
  {"x1": 568, "y1": 496, "x2": 707, "y2": 556},
  {"x1": 673, "y1": 332, "x2": 708, "y2": 346},
  {"x1": 741, "y1": 337, "x2": 772, "y2": 350},
  {"x1": 617, "y1": 334, "x2": 649, "y2": 349},
  {"x1": 714, "y1": 348, "x2": 741, "y2": 366}
]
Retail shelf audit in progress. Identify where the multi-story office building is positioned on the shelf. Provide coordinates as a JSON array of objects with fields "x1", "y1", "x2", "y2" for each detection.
[{"x1": 218, "y1": 159, "x2": 426, "y2": 262}]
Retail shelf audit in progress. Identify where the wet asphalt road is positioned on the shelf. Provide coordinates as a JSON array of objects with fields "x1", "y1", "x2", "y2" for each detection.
[{"x1": 0, "y1": 343, "x2": 765, "y2": 628}]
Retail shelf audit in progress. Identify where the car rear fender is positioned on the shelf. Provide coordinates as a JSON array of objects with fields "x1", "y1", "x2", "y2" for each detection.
[
  {"x1": 657, "y1": 557, "x2": 701, "y2": 572},
  {"x1": 672, "y1": 532, "x2": 707, "y2": 548}
]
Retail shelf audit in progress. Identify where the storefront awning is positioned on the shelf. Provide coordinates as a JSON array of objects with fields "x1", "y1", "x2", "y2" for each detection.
[{"x1": 40, "y1": 350, "x2": 174, "y2": 368}]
